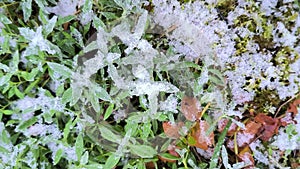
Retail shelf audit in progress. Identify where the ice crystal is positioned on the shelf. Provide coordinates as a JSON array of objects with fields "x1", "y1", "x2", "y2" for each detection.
[
  {"x1": 46, "y1": 0, "x2": 83, "y2": 17},
  {"x1": 159, "y1": 94, "x2": 178, "y2": 113},
  {"x1": 25, "y1": 123, "x2": 62, "y2": 139},
  {"x1": 19, "y1": 26, "x2": 57, "y2": 57},
  {"x1": 249, "y1": 140, "x2": 269, "y2": 165}
]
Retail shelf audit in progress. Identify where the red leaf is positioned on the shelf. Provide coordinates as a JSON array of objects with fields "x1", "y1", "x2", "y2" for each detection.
[
  {"x1": 189, "y1": 120, "x2": 214, "y2": 150},
  {"x1": 181, "y1": 96, "x2": 202, "y2": 121}
]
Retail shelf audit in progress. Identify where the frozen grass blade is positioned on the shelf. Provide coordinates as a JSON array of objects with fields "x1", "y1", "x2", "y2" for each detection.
[{"x1": 209, "y1": 119, "x2": 232, "y2": 169}]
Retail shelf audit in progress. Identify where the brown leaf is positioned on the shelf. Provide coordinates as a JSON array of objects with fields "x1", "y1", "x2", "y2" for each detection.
[
  {"x1": 181, "y1": 96, "x2": 202, "y2": 121},
  {"x1": 236, "y1": 121, "x2": 262, "y2": 148},
  {"x1": 244, "y1": 121, "x2": 262, "y2": 135},
  {"x1": 254, "y1": 113, "x2": 280, "y2": 141},
  {"x1": 238, "y1": 146, "x2": 255, "y2": 168},
  {"x1": 287, "y1": 98, "x2": 300, "y2": 116},
  {"x1": 189, "y1": 120, "x2": 214, "y2": 150},
  {"x1": 145, "y1": 162, "x2": 155, "y2": 169},
  {"x1": 163, "y1": 121, "x2": 184, "y2": 139}
]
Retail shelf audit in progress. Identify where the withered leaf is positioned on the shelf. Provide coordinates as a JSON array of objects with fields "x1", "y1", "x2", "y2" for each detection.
[
  {"x1": 244, "y1": 121, "x2": 262, "y2": 135},
  {"x1": 236, "y1": 121, "x2": 261, "y2": 148},
  {"x1": 238, "y1": 146, "x2": 255, "y2": 168},
  {"x1": 180, "y1": 96, "x2": 202, "y2": 121},
  {"x1": 254, "y1": 113, "x2": 280, "y2": 141},
  {"x1": 287, "y1": 98, "x2": 300, "y2": 116},
  {"x1": 189, "y1": 120, "x2": 214, "y2": 150},
  {"x1": 163, "y1": 121, "x2": 184, "y2": 139}
]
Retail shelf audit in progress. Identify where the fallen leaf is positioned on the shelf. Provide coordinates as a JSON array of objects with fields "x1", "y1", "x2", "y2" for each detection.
[
  {"x1": 145, "y1": 162, "x2": 155, "y2": 169},
  {"x1": 238, "y1": 146, "x2": 255, "y2": 168},
  {"x1": 235, "y1": 121, "x2": 262, "y2": 148},
  {"x1": 181, "y1": 96, "x2": 202, "y2": 121},
  {"x1": 244, "y1": 121, "x2": 262, "y2": 135},
  {"x1": 254, "y1": 113, "x2": 280, "y2": 141},
  {"x1": 189, "y1": 120, "x2": 214, "y2": 150},
  {"x1": 163, "y1": 121, "x2": 184, "y2": 139},
  {"x1": 287, "y1": 98, "x2": 300, "y2": 116}
]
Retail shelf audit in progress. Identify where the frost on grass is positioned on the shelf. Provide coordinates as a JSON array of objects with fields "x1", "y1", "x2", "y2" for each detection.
[
  {"x1": 47, "y1": 142, "x2": 78, "y2": 162},
  {"x1": 159, "y1": 94, "x2": 178, "y2": 114},
  {"x1": 13, "y1": 88, "x2": 64, "y2": 113},
  {"x1": 151, "y1": 0, "x2": 219, "y2": 62},
  {"x1": 249, "y1": 140, "x2": 270, "y2": 165},
  {"x1": 19, "y1": 26, "x2": 61, "y2": 62},
  {"x1": 46, "y1": 0, "x2": 84, "y2": 17},
  {"x1": 25, "y1": 123, "x2": 62, "y2": 139}
]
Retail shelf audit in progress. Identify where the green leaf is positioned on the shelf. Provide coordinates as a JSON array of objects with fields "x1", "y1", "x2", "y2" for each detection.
[
  {"x1": 128, "y1": 144, "x2": 157, "y2": 158},
  {"x1": 98, "y1": 125, "x2": 122, "y2": 143},
  {"x1": 63, "y1": 118, "x2": 73, "y2": 142},
  {"x1": 70, "y1": 26, "x2": 84, "y2": 47},
  {"x1": 47, "y1": 62, "x2": 72, "y2": 79},
  {"x1": 53, "y1": 148, "x2": 63, "y2": 165},
  {"x1": 14, "y1": 86, "x2": 25, "y2": 99},
  {"x1": 93, "y1": 85, "x2": 111, "y2": 101},
  {"x1": 82, "y1": 0, "x2": 93, "y2": 12},
  {"x1": 57, "y1": 15, "x2": 76, "y2": 25},
  {"x1": 21, "y1": 0, "x2": 32, "y2": 22},
  {"x1": 93, "y1": 16, "x2": 106, "y2": 30},
  {"x1": 75, "y1": 133, "x2": 84, "y2": 161},
  {"x1": 1, "y1": 129, "x2": 11, "y2": 145},
  {"x1": 43, "y1": 16, "x2": 58, "y2": 36},
  {"x1": 1, "y1": 109, "x2": 14, "y2": 115},
  {"x1": 159, "y1": 153, "x2": 180, "y2": 161},
  {"x1": 21, "y1": 67, "x2": 39, "y2": 81},
  {"x1": 80, "y1": 151, "x2": 89, "y2": 165},
  {"x1": 209, "y1": 119, "x2": 232, "y2": 169},
  {"x1": 0, "y1": 146, "x2": 9, "y2": 154},
  {"x1": 83, "y1": 41, "x2": 98, "y2": 53},
  {"x1": 104, "y1": 104, "x2": 114, "y2": 121},
  {"x1": 0, "y1": 13, "x2": 12, "y2": 24},
  {"x1": 24, "y1": 79, "x2": 39, "y2": 94},
  {"x1": 62, "y1": 88, "x2": 72, "y2": 104},
  {"x1": 0, "y1": 74, "x2": 12, "y2": 87},
  {"x1": 101, "y1": 12, "x2": 118, "y2": 20},
  {"x1": 104, "y1": 153, "x2": 120, "y2": 169},
  {"x1": 17, "y1": 117, "x2": 38, "y2": 130},
  {"x1": 209, "y1": 76, "x2": 224, "y2": 86},
  {"x1": 56, "y1": 83, "x2": 65, "y2": 97},
  {"x1": 87, "y1": 91, "x2": 101, "y2": 112},
  {"x1": 70, "y1": 86, "x2": 82, "y2": 106},
  {"x1": 208, "y1": 68, "x2": 223, "y2": 80},
  {"x1": 35, "y1": 0, "x2": 47, "y2": 12},
  {"x1": 0, "y1": 63, "x2": 10, "y2": 72}
]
